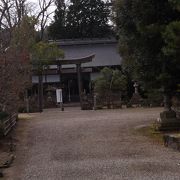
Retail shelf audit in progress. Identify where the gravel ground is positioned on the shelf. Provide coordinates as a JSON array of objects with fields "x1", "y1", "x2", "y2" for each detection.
[{"x1": 4, "y1": 107, "x2": 180, "y2": 180}]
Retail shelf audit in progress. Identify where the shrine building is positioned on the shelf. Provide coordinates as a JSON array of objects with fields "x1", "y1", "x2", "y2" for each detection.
[{"x1": 31, "y1": 38, "x2": 122, "y2": 105}]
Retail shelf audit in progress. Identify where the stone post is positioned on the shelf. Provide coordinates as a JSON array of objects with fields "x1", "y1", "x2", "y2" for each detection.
[
  {"x1": 129, "y1": 81, "x2": 142, "y2": 107},
  {"x1": 134, "y1": 82, "x2": 139, "y2": 94}
]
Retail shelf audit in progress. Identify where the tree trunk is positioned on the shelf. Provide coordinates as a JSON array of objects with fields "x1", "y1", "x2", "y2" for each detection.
[{"x1": 77, "y1": 64, "x2": 82, "y2": 108}]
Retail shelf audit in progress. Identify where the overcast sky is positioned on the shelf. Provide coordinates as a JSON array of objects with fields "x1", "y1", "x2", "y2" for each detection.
[
  {"x1": 29, "y1": 0, "x2": 56, "y2": 11},
  {"x1": 28, "y1": 0, "x2": 56, "y2": 24}
]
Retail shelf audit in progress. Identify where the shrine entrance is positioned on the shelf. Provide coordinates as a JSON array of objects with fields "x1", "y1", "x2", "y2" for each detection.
[
  {"x1": 61, "y1": 72, "x2": 91, "y2": 103},
  {"x1": 36, "y1": 54, "x2": 95, "y2": 111}
]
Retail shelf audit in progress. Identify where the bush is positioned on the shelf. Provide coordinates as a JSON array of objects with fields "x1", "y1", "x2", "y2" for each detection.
[
  {"x1": 94, "y1": 67, "x2": 127, "y2": 108},
  {"x1": 144, "y1": 89, "x2": 163, "y2": 107}
]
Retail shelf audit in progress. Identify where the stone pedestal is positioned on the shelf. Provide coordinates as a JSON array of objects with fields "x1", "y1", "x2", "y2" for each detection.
[
  {"x1": 163, "y1": 134, "x2": 180, "y2": 151},
  {"x1": 129, "y1": 82, "x2": 143, "y2": 106},
  {"x1": 130, "y1": 93, "x2": 143, "y2": 106},
  {"x1": 156, "y1": 110, "x2": 180, "y2": 131}
]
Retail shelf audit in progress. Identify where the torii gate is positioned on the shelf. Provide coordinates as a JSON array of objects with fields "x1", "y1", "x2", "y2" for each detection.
[{"x1": 50, "y1": 54, "x2": 95, "y2": 109}]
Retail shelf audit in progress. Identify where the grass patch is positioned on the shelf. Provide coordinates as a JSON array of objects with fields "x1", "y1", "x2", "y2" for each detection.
[{"x1": 135, "y1": 125, "x2": 164, "y2": 144}]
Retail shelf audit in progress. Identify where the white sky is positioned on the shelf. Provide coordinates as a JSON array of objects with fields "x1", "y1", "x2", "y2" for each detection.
[
  {"x1": 28, "y1": 0, "x2": 56, "y2": 11},
  {"x1": 28, "y1": 0, "x2": 56, "y2": 23}
]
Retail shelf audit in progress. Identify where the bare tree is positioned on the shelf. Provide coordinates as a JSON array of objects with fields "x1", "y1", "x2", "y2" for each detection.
[
  {"x1": 0, "y1": 0, "x2": 54, "y2": 50},
  {"x1": 0, "y1": 0, "x2": 27, "y2": 52},
  {"x1": 33, "y1": 0, "x2": 55, "y2": 40},
  {"x1": 0, "y1": 0, "x2": 54, "y2": 113}
]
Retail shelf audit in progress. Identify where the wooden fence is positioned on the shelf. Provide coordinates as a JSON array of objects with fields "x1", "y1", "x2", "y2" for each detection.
[{"x1": 0, "y1": 113, "x2": 17, "y2": 136}]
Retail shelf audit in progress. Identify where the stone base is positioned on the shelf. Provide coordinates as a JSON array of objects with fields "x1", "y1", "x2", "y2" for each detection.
[
  {"x1": 155, "y1": 111, "x2": 180, "y2": 131},
  {"x1": 163, "y1": 134, "x2": 180, "y2": 151},
  {"x1": 130, "y1": 93, "x2": 143, "y2": 106}
]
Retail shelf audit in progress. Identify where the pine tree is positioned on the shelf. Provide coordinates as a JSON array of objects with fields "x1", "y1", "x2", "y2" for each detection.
[
  {"x1": 49, "y1": 0, "x2": 112, "y2": 39},
  {"x1": 115, "y1": 0, "x2": 180, "y2": 110},
  {"x1": 48, "y1": 0, "x2": 66, "y2": 39}
]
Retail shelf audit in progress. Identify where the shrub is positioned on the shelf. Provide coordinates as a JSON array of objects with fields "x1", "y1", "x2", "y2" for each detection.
[{"x1": 94, "y1": 67, "x2": 127, "y2": 108}]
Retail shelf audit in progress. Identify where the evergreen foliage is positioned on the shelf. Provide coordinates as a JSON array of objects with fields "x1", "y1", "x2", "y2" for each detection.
[
  {"x1": 31, "y1": 42, "x2": 64, "y2": 72},
  {"x1": 49, "y1": 0, "x2": 112, "y2": 39},
  {"x1": 115, "y1": 0, "x2": 180, "y2": 98},
  {"x1": 94, "y1": 67, "x2": 127, "y2": 97},
  {"x1": 48, "y1": 0, "x2": 66, "y2": 39}
]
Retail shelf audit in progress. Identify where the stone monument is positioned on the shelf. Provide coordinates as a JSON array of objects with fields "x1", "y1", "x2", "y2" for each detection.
[
  {"x1": 129, "y1": 82, "x2": 143, "y2": 106},
  {"x1": 156, "y1": 95, "x2": 180, "y2": 131}
]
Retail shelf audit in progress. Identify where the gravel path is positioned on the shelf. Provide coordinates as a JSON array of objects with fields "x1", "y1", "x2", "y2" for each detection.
[{"x1": 5, "y1": 107, "x2": 180, "y2": 180}]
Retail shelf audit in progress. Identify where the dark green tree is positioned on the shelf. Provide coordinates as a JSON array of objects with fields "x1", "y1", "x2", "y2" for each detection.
[
  {"x1": 94, "y1": 67, "x2": 127, "y2": 108},
  {"x1": 48, "y1": 0, "x2": 66, "y2": 39},
  {"x1": 49, "y1": 0, "x2": 112, "y2": 39},
  {"x1": 115, "y1": 0, "x2": 180, "y2": 110}
]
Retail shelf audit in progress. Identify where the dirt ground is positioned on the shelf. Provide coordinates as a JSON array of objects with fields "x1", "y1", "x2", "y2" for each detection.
[
  {"x1": 2, "y1": 107, "x2": 180, "y2": 180},
  {"x1": 0, "y1": 137, "x2": 11, "y2": 167}
]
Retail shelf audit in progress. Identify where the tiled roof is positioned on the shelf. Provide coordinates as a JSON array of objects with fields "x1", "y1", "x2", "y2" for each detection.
[
  {"x1": 51, "y1": 38, "x2": 122, "y2": 68},
  {"x1": 50, "y1": 38, "x2": 117, "y2": 46}
]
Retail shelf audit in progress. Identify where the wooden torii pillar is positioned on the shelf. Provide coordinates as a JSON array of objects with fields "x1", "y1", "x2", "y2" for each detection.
[
  {"x1": 76, "y1": 63, "x2": 83, "y2": 107},
  {"x1": 57, "y1": 63, "x2": 64, "y2": 110}
]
